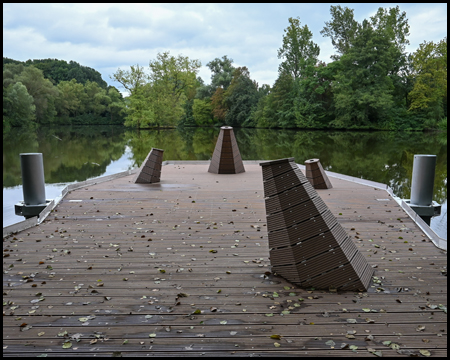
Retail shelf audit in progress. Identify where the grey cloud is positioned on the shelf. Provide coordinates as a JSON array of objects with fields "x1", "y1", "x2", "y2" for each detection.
[{"x1": 3, "y1": 3, "x2": 447, "y2": 90}]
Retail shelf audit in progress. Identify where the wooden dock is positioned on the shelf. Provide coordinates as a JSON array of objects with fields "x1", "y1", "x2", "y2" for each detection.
[{"x1": 3, "y1": 162, "x2": 447, "y2": 357}]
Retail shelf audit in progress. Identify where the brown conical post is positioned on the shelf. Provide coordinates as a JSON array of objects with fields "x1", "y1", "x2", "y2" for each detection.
[
  {"x1": 260, "y1": 158, "x2": 373, "y2": 291},
  {"x1": 305, "y1": 158, "x2": 332, "y2": 189},
  {"x1": 208, "y1": 126, "x2": 245, "y2": 174},
  {"x1": 133, "y1": 148, "x2": 164, "y2": 184}
]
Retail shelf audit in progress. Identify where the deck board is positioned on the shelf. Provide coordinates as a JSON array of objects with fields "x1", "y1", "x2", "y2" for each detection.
[{"x1": 3, "y1": 163, "x2": 447, "y2": 357}]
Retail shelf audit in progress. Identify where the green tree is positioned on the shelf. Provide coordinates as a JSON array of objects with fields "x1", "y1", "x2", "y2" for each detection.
[
  {"x1": 269, "y1": 16, "x2": 321, "y2": 129},
  {"x1": 274, "y1": 73, "x2": 297, "y2": 128},
  {"x1": 3, "y1": 82, "x2": 36, "y2": 127},
  {"x1": 408, "y1": 37, "x2": 447, "y2": 124},
  {"x1": 179, "y1": 98, "x2": 196, "y2": 127},
  {"x1": 192, "y1": 98, "x2": 214, "y2": 126},
  {"x1": 84, "y1": 80, "x2": 109, "y2": 116},
  {"x1": 208, "y1": 55, "x2": 235, "y2": 89},
  {"x1": 15, "y1": 65, "x2": 59, "y2": 123},
  {"x1": 55, "y1": 79, "x2": 85, "y2": 118},
  {"x1": 211, "y1": 87, "x2": 227, "y2": 123},
  {"x1": 370, "y1": 6, "x2": 411, "y2": 113},
  {"x1": 148, "y1": 52, "x2": 201, "y2": 127},
  {"x1": 149, "y1": 52, "x2": 200, "y2": 96},
  {"x1": 112, "y1": 52, "x2": 201, "y2": 128},
  {"x1": 23, "y1": 58, "x2": 108, "y2": 88},
  {"x1": 179, "y1": 76, "x2": 203, "y2": 127},
  {"x1": 246, "y1": 84, "x2": 271, "y2": 127},
  {"x1": 196, "y1": 55, "x2": 235, "y2": 99},
  {"x1": 110, "y1": 64, "x2": 147, "y2": 96},
  {"x1": 320, "y1": 5, "x2": 359, "y2": 59},
  {"x1": 370, "y1": 6, "x2": 410, "y2": 55},
  {"x1": 321, "y1": 5, "x2": 412, "y2": 129},
  {"x1": 3, "y1": 58, "x2": 124, "y2": 126},
  {"x1": 123, "y1": 84, "x2": 158, "y2": 128},
  {"x1": 262, "y1": 71, "x2": 296, "y2": 128},
  {"x1": 3, "y1": 63, "x2": 25, "y2": 88},
  {"x1": 331, "y1": 20, "x2": 396, "y2": 128},
  {"x1": 223, "y1": 67, "x2": 260, "y2": 127},
  {"x1": 294, "y1": 61, "x2": 336, "y2": 128},
  {"x1": 278, "y1": 17, "x2": 320, "y2": 80},
  {"x1": 106, "y1": 86, "x2": 126, "y2": 124}
]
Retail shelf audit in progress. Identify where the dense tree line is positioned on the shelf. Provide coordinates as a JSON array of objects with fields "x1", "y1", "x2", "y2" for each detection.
[
  {"x1": 3, "y1": 5, "x2": 447, "y2": 131},
  {"x1": 3, "y1": 58, "x2": 108, "y2": 88},
  {"x1": 3, "y1": 58, "x2": 126, "y2": 130},
  {"x1": 113, "y1": 5, "x2": 446, "y2": 131}
]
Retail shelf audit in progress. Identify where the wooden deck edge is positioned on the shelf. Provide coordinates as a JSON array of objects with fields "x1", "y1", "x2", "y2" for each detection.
[
  {"x1": 3, "y1": 168, "x2": 138, "y2": 238},
  {"x1": 3, "y1": 161, "x2": 447, "y2": 252},
  {"x1": 298, "y1": 163, "x2": 446, "y2": 252},
  {"x1": 163, "y1": 160, "x2": 265, "y2": 165},
  {"x1": 397, "y1": 197, "x2": 447, "y2": 251}
]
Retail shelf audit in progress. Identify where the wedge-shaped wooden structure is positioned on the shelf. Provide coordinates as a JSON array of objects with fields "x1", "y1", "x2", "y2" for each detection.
[
  {"x1": 133, "y1": 148, "x2": 164, "y2": 184},
  {"x1": 305, "y1": 158, "x2": 332, "y2": 189},
  {"x1": 260, "y1": 158, "x2": 373, "y2": 291},
  {"x1": 208, "y1": 126, "x2": 245, "y2": 174}
]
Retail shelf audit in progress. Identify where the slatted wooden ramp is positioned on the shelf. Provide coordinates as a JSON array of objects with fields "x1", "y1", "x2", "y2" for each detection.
[
  {"x1": 133, "y1": 148, "x2": 164, "y2": 184},
  {"x1": 261, "y1": 158, "x2": 373, "y2": 291},
  {"x1": 3, "y1": 162, "x2": 447, "y2": 357},
  {"x1": 208, "y1": 126, "x2": 245, "y2": 174}
]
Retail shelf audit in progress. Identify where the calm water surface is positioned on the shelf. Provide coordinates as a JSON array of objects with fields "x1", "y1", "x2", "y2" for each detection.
[{"x1": 3, "y1": 126, "x2": 447, "y2": 239}]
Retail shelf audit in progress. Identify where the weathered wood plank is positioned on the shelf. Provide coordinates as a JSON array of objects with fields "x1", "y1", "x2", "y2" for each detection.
[{"x1": 3, "y1": 164, "x2": 446, "y2": 357}]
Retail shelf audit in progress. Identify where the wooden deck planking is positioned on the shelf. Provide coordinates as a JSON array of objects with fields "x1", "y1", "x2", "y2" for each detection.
[{"x1": 3, "y1": 163, "x2": 447, "y2": 357}]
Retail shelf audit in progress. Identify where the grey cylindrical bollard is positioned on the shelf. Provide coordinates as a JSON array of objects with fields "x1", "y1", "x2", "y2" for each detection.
[
  {"x1": 410, "y1": 154, "x2": 436, "y2": 206},
  {"x1": 20, "y1": 153, "x2": 46, "y2": 205}
]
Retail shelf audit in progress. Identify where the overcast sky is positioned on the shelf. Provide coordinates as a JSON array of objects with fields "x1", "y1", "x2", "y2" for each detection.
[{"x1": 3, "y1": 3, "x2": 447, "y2": 94}]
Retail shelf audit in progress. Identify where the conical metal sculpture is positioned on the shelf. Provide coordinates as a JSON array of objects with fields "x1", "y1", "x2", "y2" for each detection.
[
  {"x1": 133, "y1": 148, "x2": 164, "y2": 184},
  {"x1": 208, "y1": 126, "x2": 245, "y2": 174},
  {"x1": 260, "y1": 158, "x2": 373, "y2": 291},
  {"x1": 305, "y1": 158, "x2": 333, "y2": 189}
]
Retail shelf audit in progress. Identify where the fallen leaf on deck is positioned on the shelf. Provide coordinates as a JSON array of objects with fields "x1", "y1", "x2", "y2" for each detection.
[
  {"x1": 325, "y1": 340, "x2": 335, "y2": 347},
  {"x1": 367, "y1": 348, "x2": 383, "y2": 357},
  {"x1": 78, "y1": 315, "x2": 95, "y2": 323},
  {"x1": 20, "y1": 324, "x2": 32, "y2": 331}
]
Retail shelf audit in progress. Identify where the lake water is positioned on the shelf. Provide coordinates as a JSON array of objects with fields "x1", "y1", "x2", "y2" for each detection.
[{"x1": 3, "y1": 125, "x2": 447, "y2": 239}]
